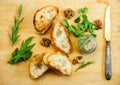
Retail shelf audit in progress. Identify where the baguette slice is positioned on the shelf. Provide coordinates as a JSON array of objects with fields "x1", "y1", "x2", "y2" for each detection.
[
  {"x1": 33, "y1": 5, "x2": 59, "y2": 34},
  {"x1": 29, "y1": 53, "x2": 49, "y2": 79},
  {"x1": 51, "y1": 23, "x2": 72, "y2": 54},
  {"x1": 43, "y1": 52, "x2": 50, "y2": 65},
  {"x1": 45, "y1": 52, "x2": 72, "y2": 75}
]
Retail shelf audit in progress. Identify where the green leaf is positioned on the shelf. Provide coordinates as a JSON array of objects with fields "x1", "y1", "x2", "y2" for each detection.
[
  {"x1": 8, "y1": 37, "x2": 36, "y2": 64},
  {"x1": 69, "y1": 25, "x2": 79, "y2": 37},
  {"x1": 9, "y1": 4, "x2": 23, "y2": 46},
  {"x1": 79, "y1": 37, "x2": 91, "y2": 48},
  {"x1": 90, "y1": 31, "x2": 97, "y2": 37},
  {"x1": 20, "y1": 37, "x2": 34, "y2": 50},
  {"x1": 77, "y1": 23, "x2": 84, "y2": 31},
  {"x1": 77, "y1": 36, "x2": 87, "y2": 41},
  {"x1": 18, "y1": 4, "x2": 22, "y2": 19},
  {"x1": 78, "y1": 7, "x2": 88, "y2": 16},
  {"x1": 12, "y1": 48, "x2": 19, "y2": 57},
  {"x1": 62, "y1": 7, "x2": 97, "y2": 38},
  {"x1": 14, "y1": 16, "x2": 17, "y2": 24},
  {"x1": 82, "y1": 7, "x2": 88, "y2": 15},
  {"x1": 21, "y1": 51, "x2": 32, "y2": 60},
  {"x1": 69, "y1": 25, "x2": 84, "y2": 37},
  {"x1": 75, "y1": 61, "x2": 94, "y2": 71},
  {"x1": 74, "y1": 17, "x2": 80, "y2": 23},
  {"x1": 62, "y1": 19, "x2": 69, "y2": 28}
]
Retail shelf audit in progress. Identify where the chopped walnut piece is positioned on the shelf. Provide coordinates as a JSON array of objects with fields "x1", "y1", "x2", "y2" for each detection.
[
  {"x1": 94, "y1": 19, "x2": 102, "y2": 30},
  {"x1": 72, "y1": 59, "x2": 79, "y2": 65},
  {"x1": 40, "y1": 38, "x2": 51, "y2": 47},
  {"x1": 72, "y1": 56, "x2": 83, "y2": 65},
  {"x1": 64, "y1": 8, "x2": 75, "y2": 19}
]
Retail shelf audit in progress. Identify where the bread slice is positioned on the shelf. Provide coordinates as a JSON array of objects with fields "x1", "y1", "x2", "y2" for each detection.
[
  {"x1": 45, "y1": 52, "x2": 72, "y2": 75},
  {"x1": 29, "y1": 53, "x2": 49, "y2": 79},
  {"x1": 33, "y1": 5, "x2": 59, "y2": 34},
  {"x1": 51, "y1": 23, "x2": 72, "y2": 54},
  {"x1": 43, "y1": 52, "x2": 50, "y2": 65}
]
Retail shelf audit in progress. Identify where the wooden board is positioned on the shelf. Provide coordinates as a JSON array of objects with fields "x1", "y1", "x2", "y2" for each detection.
[{"x1": 0, "y1": 0, "x2": 120, "y2": 85}]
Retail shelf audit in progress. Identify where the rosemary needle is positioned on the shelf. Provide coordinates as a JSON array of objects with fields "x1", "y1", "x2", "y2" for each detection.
[
  {"x1": 75, "y1": 61, "x2": 94, "y2": 71},
  {"x1": 9, "y1": 4, "x2": 23, "y2": 46}
]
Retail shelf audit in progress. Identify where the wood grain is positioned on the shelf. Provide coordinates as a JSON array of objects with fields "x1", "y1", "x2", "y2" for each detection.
[{"x1": 0, "y1": 0, "x2": 120, "y2": 85}]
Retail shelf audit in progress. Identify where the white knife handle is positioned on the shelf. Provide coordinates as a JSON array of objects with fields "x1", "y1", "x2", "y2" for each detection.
[{"x1": 105, "y1": 41, "x2": 112, "y2": 80}]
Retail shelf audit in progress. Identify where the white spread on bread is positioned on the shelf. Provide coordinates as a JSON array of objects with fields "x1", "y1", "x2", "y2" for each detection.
[
  {"x1": 51, "y1": 23, "x2": 72, "y2": 54},
  {"x1": 29, "y1": 54, "x2": 49, "y2": 79},
  {"x1": 46, "y1": 52, "x2": 72, "y2": 75}
]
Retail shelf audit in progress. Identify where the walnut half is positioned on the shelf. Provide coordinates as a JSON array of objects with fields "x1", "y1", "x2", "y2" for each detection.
[
  {"x1": 64, "y1": 8, "x2": 75, "y2": 19},
  {"x1": 94, "y1": 19, "x2": 102, "y2": 30},
  {"x1": 72, "y1": 56, "x2": 83, "y2": 65},
  {"x1": 40, "y1": 38, "x2": 51, "y2": 47}
]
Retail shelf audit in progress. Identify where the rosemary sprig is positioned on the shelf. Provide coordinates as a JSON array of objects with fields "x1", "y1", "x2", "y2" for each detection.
[
  {"x1": 8, "y1": 37, "x2": 36, "y2": 64},
  {"x1": 75, "y1": 61, "x2": 94, "y2": 71},
  {"x1": 77, "y1": 36, "x2": 91, "y2": 49},
  {"x1": 9, "y1": 5, "x2": 23, "y2": 46}
]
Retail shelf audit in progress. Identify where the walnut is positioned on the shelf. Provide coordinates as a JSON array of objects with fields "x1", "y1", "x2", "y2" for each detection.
[
  {"x1": 72, "y1": 56, "x2": 83, "y2": 65},
  {"x1": 64, "y1": 8, "x2": 75, "y2": 19},
  {"x1": 94, "y1": 19, "x2": 102, "y2": 30},
  {"x1": 40, "y1": 38, "x2": 51, "y2": 47}
]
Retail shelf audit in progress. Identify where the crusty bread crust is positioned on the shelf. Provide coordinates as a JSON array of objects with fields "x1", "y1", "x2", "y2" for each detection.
[
  {"x1": 33, "y1": 5, "x2": 59, "y2": 34},
  {"x1": 45, "y1": 52, "x2": 72, "y2": 75},
  {"x1": 51, "y1": 23, "x2": 72, "y2": 54},
  {"x1": 43, "y1": 52, "x2": 50, "y2": 65},
  {"x1": 29, "y1": 53, "x2": 49, "y2": 79}
]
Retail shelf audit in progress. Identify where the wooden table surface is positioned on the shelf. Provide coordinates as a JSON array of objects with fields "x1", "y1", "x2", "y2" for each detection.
[{"x1": 0, "y1": 0, "x2": 120, "y2": 85}]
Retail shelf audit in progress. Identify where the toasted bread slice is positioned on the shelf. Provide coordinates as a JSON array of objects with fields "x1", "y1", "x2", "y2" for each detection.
[
  {"x1": 51, "y1": 23, "x2": 72, "y2": 54},
  {"x1": 43, "y1": 52, "x2": 50, "y2": 65},
  {"x1": 29, "y1": 53, "x2": 49, "y2": 79},
  {"x1": 46, "y1": 52, "x2": 72, "y2": 75},
  {"x1": 33, "y1": 5, "x2": 59, "y2": 34}
]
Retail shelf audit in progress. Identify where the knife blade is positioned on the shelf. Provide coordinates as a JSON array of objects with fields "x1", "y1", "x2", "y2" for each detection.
[{"x1": 105, "y1": 5, "x2": 112, "y2": 80}]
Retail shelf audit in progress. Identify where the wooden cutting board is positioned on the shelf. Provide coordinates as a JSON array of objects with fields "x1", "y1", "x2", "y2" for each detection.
[{"x1": 0, "y1": 0, "x2": 120, "y2": 85}]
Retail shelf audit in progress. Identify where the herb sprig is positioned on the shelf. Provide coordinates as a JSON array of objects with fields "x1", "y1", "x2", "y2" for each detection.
[
  {"x1": 75, "y1": 61, "x2": 94, "y2": 71},
  {"x1": 9, "y1": 5, "x2": 23, "y2": 46},
  {"x1": 62, "y1": 7, "x2": 96, "y2": 37},
  {"x1": 8, "y1": 37, "x2": 36, "y2": 64}
]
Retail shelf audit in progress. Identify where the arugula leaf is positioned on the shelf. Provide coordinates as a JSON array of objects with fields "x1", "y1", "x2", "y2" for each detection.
[
  {"x1": 78, "y1": 7, "x2": 88, "y2": 16},
  {"x1": 62, "y1": 19, "x2": 69, "y2": 28},
  {"x1": 62, "y1": 7, "x2": 97, "y2": 38},
  {"x1": 69, "y1": 25, "x2": 84, "y2": 37},
  {"x1": 74, "y1": 16, "x2": 80, "y2": 23},
  {"x1": 89, "y1": 23, "x2": 96, "y2": 36},
  {"x1": 75, "y1": 61, "x2": 94, "y2": 71},
  {"x1": 8, "y1": 37, "x2": 36, "y2": 64},
  {"x1": 9, "y1": 4, "x2": 23, "y2": 46},
  {"x1": 77, "y1": 23, "x2": 84, "y2": 31}
]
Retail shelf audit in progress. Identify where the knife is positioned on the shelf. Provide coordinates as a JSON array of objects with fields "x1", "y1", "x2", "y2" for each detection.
[{"x1": 105, "y1": 5, "x2": 112, "y2": 80}]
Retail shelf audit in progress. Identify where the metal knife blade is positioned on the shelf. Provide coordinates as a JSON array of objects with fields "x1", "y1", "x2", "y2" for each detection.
[
  {"x1": 105, "y1": 5, "x2": 112, "y2": 80},
  {"x1": 105, "y1": 5, "x2": 111, "y2": 41}
]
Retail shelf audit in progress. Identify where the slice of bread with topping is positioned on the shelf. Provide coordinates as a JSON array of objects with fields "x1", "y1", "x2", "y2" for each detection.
[
  {"x1": 51, "y1": 23, "x2": 72, "y2": 54},
  {"x1": 33, "y1": 5, "x2": 59, "y2": 34},
  {"x1": 29, "y1": 53, "x2": 49, "y2": 79},
  {"x1": 44, "y1": 52, "x2": 72, "y2": 75}
]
